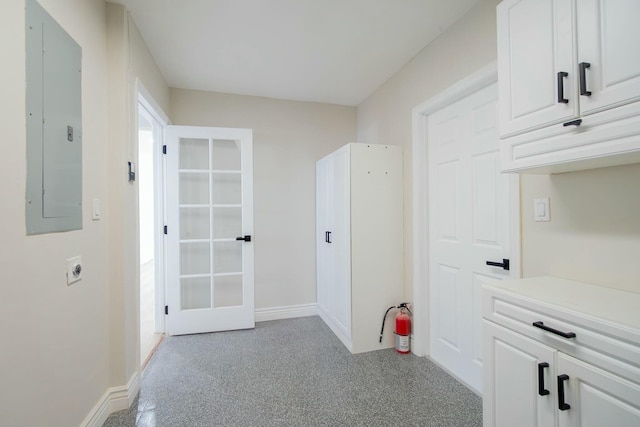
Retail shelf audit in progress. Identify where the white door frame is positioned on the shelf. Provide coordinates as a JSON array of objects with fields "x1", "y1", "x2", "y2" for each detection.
[
  {"x1": 411, "y1": 62, "x2": 521, "y2": 357},
  {"x1": 136, "y1": 80, "x2": 170, "y2": 363}
]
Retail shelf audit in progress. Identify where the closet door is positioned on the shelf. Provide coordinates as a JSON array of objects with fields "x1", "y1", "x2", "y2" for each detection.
[
  {"x1": 330, "y1": 149, "x2": 351, "y2": 340},
  {"x1": 316, "y1": 157, "x2": 332, "y2": 315}
]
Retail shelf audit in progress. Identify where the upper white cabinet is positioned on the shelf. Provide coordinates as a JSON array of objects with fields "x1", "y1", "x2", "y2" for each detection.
[
  {"x1": 498, "y1": 0, "x2": 640, "y2": 173},
  {"x1": 577, "y1": 0, "x2": 640, "y2": 115},
  {"x1": 498, "y1": 0, "x2": 577, "y2": 137}
]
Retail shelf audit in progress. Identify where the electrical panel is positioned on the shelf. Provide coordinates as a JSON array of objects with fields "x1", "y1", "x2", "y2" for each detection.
[{"x1": 26, "y1": 0, "x2": 82, "y2": 234}]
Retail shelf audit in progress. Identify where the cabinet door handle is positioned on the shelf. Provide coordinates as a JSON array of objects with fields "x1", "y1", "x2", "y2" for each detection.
[
  {"x1": 325, "y1": 231, "x2": 332, "y2": 243},
  {"x1": 557, "y1": 71, "x2": 569, "y2": 103},
  {"x1": 235, "y1": 235, "x2": 252, "y2": 242},
  {"x1": 558, "y1": 374, "x2": 571, "y2": 410},
  {"x1": 538, "y1": 362, "x2": 550, "y2": 396},
  {"x1": 532, "y1": 321, "x2": 576, "y2": 339},
  {"x1": 579, "y1": 62, "x2": 592, "y2": 96},
  {"x1": 563, "y1": 119, "x2": 582, "y2": 127}
]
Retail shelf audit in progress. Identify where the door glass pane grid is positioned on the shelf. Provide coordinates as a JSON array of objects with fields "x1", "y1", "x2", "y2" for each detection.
[
  {"x1": 178, "y1": 137, "x2": 214, "y2": 311},
  {"x1": 178, "y1": 137, "x2": 246, "y2": 311},
  {"x1": 213, "y1": 275, "x2": 243, "y2": 308},
  {"x1": 211, "y1": 139, "x2": 241, "y2": 171},
  {"x1": 210, "y1": 139, "x2": 243, "y2": 308}
]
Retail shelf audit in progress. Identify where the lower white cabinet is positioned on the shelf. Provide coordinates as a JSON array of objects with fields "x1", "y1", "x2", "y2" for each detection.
[
  {"x1": 484, "y1": 321, "x2": 556, "y2": 427},
  {"x1": 557, "y1": 353, "x2": 640, "y2": 427},
  {"x1": 316, "y1": 143, "x2": 403, "y2": 354},
  {"x1": 483, "y1": 277, "x2": 640, "y2": 427}
]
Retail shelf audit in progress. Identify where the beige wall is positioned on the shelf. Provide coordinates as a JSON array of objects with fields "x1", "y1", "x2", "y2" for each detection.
[
  {"x1": 0, "y1": 1, "x2": 169, "y2": 425},
  {"x1": 170, "y1": 89, "x2": 356, "y2": 309},
  {"x1": 0, "y1": 1, "x2": 110, "y2": 426},
  {"x1": 357, "y1": 0, "x2": 640, "y2": 298},
  {"x1": 522, "y1": 164, "x2": 640, "y2": 292},
  {"x1": 357, "y1": 0, "x2": 502, "y2": 299},
  {"x1": 106, "y1": 2, "x2": 170, "y2": 389}
]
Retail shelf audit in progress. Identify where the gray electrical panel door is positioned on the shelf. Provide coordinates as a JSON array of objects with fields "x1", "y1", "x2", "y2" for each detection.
[{"x1": 26, "y1": 0, "x2": 82, "y2": 234}]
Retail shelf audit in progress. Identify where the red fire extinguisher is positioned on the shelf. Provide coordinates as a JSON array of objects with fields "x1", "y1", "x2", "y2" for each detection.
[{"x1": 379, "y1": 303, "x2": 412, "y2": 354}]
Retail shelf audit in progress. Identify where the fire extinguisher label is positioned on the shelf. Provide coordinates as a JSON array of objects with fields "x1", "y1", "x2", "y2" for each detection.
[{"x1": 395, "y1": 334, "x2": 410, "y2": 353}]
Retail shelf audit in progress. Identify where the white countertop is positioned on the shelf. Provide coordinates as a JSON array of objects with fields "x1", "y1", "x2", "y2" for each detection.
[{"x1": 484, "y1": 276, "x2": 640, "y2": 331}]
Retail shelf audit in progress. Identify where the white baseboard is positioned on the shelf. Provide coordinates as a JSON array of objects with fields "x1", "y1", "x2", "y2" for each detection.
[
  {"x1": 255, "y1": 303, "x2": 318, "y2": 322},
  {"x1": 80, "y1": 370, "x2": 140, "y2": 427}
]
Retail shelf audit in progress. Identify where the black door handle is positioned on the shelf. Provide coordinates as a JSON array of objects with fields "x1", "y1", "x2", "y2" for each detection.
[
  {"x1": 325, "y1": 231, "x2": 332, "y2": 243},
  {"x1": 579, "y1": 62, "x2": 591, "y2": 96},
  {"x1": 538, "y1": 362, "x2": 550, "y2": 396},
  {"x1": 532, "y1": 321, "x2": 576, "y2": 339},
  {"x1": 557, "y1": 71, "x2": 569, "y2": 103},
  {"x1": 235, "y1": 235, "x2": 252, "y2": 242},
  {"x1": 558, "y1": 374, "x2": 571, "y2": 410},
  {"x1": 486, "y1": 258, "x2": 510, "y2": 271}
]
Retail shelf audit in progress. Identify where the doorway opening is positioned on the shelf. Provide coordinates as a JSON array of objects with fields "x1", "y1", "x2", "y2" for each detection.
[{"x1": 138, "y1": 96, "x2": 166, "y2": 367}]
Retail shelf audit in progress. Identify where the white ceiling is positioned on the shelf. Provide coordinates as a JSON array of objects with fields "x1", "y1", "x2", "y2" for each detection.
[{"x1": 109, "y1": 0, "x2": 482, "y2": 106}]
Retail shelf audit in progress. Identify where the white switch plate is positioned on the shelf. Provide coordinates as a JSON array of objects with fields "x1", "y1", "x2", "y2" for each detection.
[
  {"x1": 67, "y1": 256, "x2": 83, "y2": 285},
  {"x1": 534, "y1": 198, "x2": 550, "y2": 222},
  {"x1": 92, "y1": 198, "x2": 101, "y2": 220}
]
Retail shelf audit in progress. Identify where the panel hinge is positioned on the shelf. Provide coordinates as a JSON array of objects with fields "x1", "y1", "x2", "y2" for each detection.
[
  {"x1": 162, "y1": 145, "x2": 167, "y2": 154},
  {"x1": 164, "y1": 225, "x2": 168, "y2": 235},
  {"x1": 164, "y1": 305, "x2": 168, "y2": 315}
]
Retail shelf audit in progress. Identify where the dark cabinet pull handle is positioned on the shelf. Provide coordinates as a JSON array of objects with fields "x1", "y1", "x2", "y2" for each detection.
[
  {"x1": 538, "y1": 362, "x2": 550, "y2": 396},
  {"x1": 558, "y1": 374, "x2": 571, "y2": 410},
  {"x1": 563, "y1": 119, "x2": 582, "y2": 127},
  {"x1": 532, "y1": 321, "x2": 576, "y2": 339},
  {"x1": 235, "y1": 235, "x2": 252, "y2": 242},
  {"x1": 579, "y1": 62, "x2": 592, "y2": 96},
  {"x1": 486, "y1": 258, "x2": 510, "y2": 271},
  {"x1": 325, "y1": 231, "x2": 332, "y2": 244},
  {"x1": 557, "y1": 71, "x2": 569, "y2": 103}
]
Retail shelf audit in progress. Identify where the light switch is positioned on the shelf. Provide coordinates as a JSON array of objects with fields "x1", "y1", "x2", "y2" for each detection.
[
  {"x1": 92, "y1": 198, "x2": 101, "y2": 220},
  {"x1": 534, "y1": 198, "x2": 550, "y2": 222}
]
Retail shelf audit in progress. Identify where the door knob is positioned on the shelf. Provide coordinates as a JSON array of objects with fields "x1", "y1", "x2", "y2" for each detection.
[
  {"x1": 486, "y1": 258, "x2": 510, "y2": 271},
  {"x1": 235, "y1": 235, "x2": 252, "y2": 242}
]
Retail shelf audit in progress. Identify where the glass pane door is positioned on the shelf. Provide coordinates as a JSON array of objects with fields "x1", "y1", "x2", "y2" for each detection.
[{"x1": 166, "y1": 126, "x2": 253, "y2": 335}]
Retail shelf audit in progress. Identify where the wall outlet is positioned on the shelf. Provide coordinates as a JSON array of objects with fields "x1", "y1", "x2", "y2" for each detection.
[{"x1": 67, "y1": 256, "x2": 82, "y2": 285}]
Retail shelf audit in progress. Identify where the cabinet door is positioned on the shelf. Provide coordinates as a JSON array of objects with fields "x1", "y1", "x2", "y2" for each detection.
[
  {"x1": 497, "y1": 0, "x2": 578, "y2": 137},
  {"x1": 484, "y1": 321, "x2": 557, "y2": 427},
  {"x1": 329, "y1": 149, "x2": 351, "y2": 339},
  {"x1": 577, "y1": 0, "x2": 640, "y2": 115},
  {"x1": 316, "y1": 157, "x2": 332, "y2": 314},
  {"x1": 557, "y1": 353, "x2": 640, "y2": 427}
]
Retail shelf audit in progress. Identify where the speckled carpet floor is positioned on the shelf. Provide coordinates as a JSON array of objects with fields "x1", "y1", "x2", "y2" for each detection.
[{"x1": 103, "y1": 316, "x2": 481, "y2": 427}]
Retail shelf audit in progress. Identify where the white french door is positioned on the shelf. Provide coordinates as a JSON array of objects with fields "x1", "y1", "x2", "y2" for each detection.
[
  {"x1": 165, "y1": 125, "x2": 254, "y2": 335},
  {"x1": 428, "y1": 81, "x2": 517, "y2": 393}
]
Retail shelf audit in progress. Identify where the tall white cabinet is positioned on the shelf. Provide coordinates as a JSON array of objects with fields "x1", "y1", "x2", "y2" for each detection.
[{"x1": 316, "y1": 143, "x2": 403, "y2": 354}]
